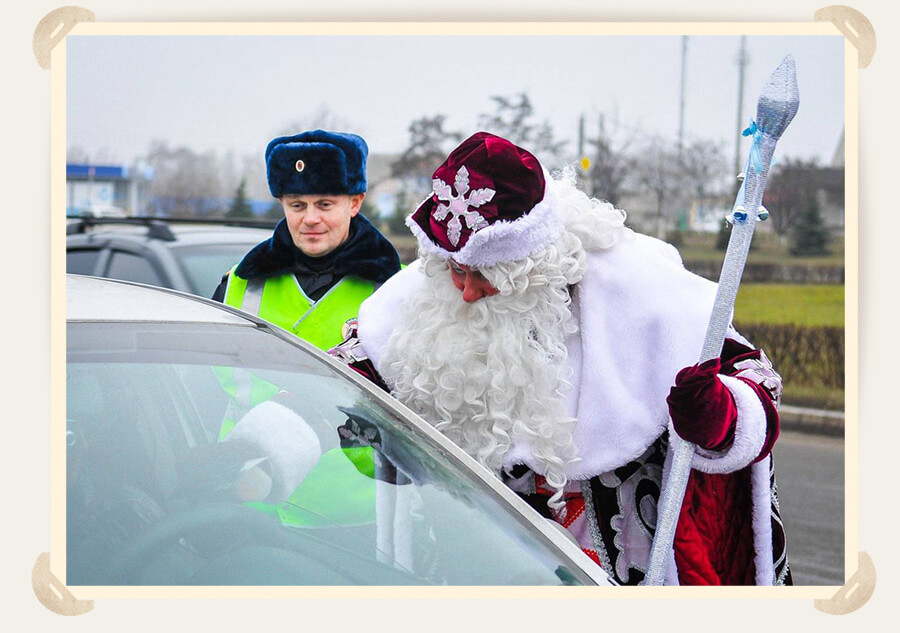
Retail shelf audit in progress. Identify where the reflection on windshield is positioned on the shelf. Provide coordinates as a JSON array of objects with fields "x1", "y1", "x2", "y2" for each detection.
[{"x1": 66, "y1": 322, "x2": 592, "y2": 586}]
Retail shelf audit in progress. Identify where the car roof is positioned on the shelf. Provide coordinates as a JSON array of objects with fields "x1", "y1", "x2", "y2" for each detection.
[
  {"x1": 66, "y1": 221, "x2": 272, "y2": 247},
  {"x1": 158, "y1": 225, "x2": 271, "y2": 246},
  {"x1": 67, "y1": 274, "x2": 256, "y2": 325}
]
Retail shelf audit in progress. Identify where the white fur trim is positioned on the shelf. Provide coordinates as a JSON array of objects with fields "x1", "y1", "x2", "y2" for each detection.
[
  {"x1": 556, "y1": 233, "x2": 718, "y2": 478},
  {"x1": 751, "y1": 457, "x2": 776, "y2": 585},
  {"x1": 360, "y1": 232, "x2": 721, "y2": 479},
  {"x1": 688, "y1": 375, "x2": 767, "y2": 474},
  {"x1": 225, "y1": 400, "x2": 322, "y2": 503},
  {"x1": 405, "y1": 173, "x2": 565, "y2": 268},
  {"x1": 357, "y1": 259, "x2": 428, "y2": 372}
]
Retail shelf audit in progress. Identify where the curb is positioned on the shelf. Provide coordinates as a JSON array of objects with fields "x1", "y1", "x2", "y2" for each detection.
[{"x1": 779, "y1": 405, "x2": 844, "y2": 437}]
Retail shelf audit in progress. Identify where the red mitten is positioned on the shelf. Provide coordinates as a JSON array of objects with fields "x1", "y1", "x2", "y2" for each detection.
[{"x1": 667, "y1": 358, "x2": 738, "y2": 450}]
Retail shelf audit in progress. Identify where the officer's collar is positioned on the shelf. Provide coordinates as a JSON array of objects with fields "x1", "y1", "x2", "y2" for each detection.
[{"x1": 235, "y1": 214, "x2": 400, "y2": 284}]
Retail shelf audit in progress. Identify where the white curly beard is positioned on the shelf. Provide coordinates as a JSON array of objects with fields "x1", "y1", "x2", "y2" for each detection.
[{"x1": 379, "y1": 247, "x2": 585, "y2": 507}]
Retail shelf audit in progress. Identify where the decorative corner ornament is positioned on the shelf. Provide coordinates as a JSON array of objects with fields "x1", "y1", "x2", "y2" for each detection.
[
  {"x1": 432, "y1": 166, "x2": 495, "y2": 246},
  {"x1": 33, "y1": 6, "x2": 95, "y2": 70},
  {"x1": 814, "y1": 6, "x2": 876, "y2": 68},
  {"x1": 814, "y1": 551, "x2": 877, "y2": 614},
  {"x1": 32, "y1": 553, "x2": 93, "y2": 615}
]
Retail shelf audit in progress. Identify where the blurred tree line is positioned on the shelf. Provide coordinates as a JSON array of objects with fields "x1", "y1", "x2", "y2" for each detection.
[{"x1": 69, "y1": 93, "x2": 838, "y2": 255}]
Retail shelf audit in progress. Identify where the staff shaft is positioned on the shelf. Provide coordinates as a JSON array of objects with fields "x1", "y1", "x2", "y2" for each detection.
[{"x1": 644, "y1": 134, "x2": 777, "y2": 586}]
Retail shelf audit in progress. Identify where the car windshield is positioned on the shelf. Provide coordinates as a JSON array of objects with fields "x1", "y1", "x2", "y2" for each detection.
[
  {"x1": 67, "y1": 321, "x2": 597, "y2": 586},
  {"x1": 170, "y1": 243, "x2": 261, "y2": 298}
]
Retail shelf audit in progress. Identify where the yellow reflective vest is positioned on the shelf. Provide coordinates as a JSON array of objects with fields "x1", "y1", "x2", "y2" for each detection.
[{"x1": 223, "y1": 266, "x2": 375, "y2": 350}]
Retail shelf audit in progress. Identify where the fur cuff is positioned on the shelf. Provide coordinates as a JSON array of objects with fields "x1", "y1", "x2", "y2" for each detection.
[
  {"x1": 226, "y1": 400, "x2": 322, "y2": 503},
  {"x1": 687, "y1": 375, "x2": 767, "y2": 474}
]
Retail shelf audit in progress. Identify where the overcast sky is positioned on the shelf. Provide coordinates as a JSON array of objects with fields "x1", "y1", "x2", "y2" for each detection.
[{"x1": 66, "y1": 33, "x2": 844, "y2": 170}]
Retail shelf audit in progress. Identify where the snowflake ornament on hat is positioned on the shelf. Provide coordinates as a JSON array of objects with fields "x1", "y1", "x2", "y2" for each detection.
[
  {"x1": 407, "y1": 132, "x2": 564, "y2": 268},
  {"x1": 432, "y1": 166, "x2": 493, "y2": 246}
]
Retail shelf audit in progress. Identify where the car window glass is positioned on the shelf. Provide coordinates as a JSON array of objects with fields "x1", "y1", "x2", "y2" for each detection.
[
  {"x1": 106, "y1": 250, "x2": 164, "y2": 287},
  {"x1": 67, "y1": 322, "x2": 596, "y2": 587},
  {"x1": 170, "y1": 243, "x2": 262, "y2": 298},
  {"x1": 67, "y1": 249, "x2": 101, "y2": 275}
]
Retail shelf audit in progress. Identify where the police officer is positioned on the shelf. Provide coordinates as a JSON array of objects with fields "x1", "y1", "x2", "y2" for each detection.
[
  {"x1": 210, "y1": 130, "x2": 400, "y2": 527},
  {"x1": 213, "y1": 129, "x2": 400, "y2": 350}
]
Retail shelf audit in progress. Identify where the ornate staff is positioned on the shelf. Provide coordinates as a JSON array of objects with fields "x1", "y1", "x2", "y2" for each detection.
[{"x1": 644, "y1": 55, "x2": 800, "y2": 586}]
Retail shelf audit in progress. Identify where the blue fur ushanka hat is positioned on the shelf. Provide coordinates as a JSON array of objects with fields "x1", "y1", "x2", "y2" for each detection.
[{"x1": 265, "y1": 130, "x2": 368, "y2": 198}]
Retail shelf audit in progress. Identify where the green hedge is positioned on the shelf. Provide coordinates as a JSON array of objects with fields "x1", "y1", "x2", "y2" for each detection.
[{"x1": 735, "y1": 323, "x2": 844, "y2": 390}]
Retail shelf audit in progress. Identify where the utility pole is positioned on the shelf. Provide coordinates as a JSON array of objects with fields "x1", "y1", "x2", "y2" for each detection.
[
  {"x1": 678, "y1": 36, "x2": 689, "y2": 229},
  {"x1": 734, "y1": 35, "x2": 749, "y2": 176},
  {"x1": 578, "y1": 113, "x2": 585, "y2": 158},
  {"x1": 678, "y1": 35, "x2": 688, "y2": 157},
  {"x1": 578, "y1": 113, "x2": 590, "y2": 195}
]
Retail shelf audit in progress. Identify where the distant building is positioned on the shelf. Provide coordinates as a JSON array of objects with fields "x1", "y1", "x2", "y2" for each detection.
[
  {"x1": 67, "y1": 162, "x2": 154, "y2": 216},
  {"x1": 832, "y1": 128, "x2": 844, "y2": 168}
]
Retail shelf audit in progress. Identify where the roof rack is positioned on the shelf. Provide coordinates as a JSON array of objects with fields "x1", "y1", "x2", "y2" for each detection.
[{"x1": 65, "y1": 215, "x2": 278, "y2": 240}]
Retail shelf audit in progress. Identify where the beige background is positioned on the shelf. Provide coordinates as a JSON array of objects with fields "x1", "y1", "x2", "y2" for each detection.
[{"x1": 1, "y1": 0, "x2": 894, "y2": 628}]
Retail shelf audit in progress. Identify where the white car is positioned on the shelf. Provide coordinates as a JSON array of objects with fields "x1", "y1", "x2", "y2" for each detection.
[{"x1": 66, "y1": 275, "x2": 615, "y2": 586}]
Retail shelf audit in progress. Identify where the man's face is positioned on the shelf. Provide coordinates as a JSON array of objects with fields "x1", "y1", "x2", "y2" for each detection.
[
  {"x1": 447, "y1": 260, "x2": 500, "y2": 303},
  {"x1": 280, "y1": 193, "x2": 364, "y2": 257}
]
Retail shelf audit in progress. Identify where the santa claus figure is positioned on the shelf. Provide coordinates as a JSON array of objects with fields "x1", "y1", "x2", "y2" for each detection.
[{"x1": 330, "y1": 131, "x2": 791, "y2": 586}]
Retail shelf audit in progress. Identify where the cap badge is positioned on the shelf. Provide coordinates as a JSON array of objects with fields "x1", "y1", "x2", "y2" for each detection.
[
  {"x1": 432, "y1": 166, "x2": 494, "y2": 246},
  {"x1": 295, "y1": 160, "x2": 305, "y2": 172}
]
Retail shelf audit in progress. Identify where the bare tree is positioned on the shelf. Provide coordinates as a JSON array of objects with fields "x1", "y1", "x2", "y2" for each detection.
[
  {"x1": 630, "y1": 135, "x2": 728, "y2": 238},
  {"x1": 386, "y1": 114, "x2": 463, "y2": 235},
  {"x1": 763, "y1": 157, "x2": 823, "y2": 239},
  {"x1": 478, "y1": 93, "x2": 567, "y2": 166},
  {"x1": 678, "y1": 139, "x2": 728, "y2": 199},
  {"x1": 632, "y1": 135, "x2": 684, "y2": 239},
  {"x1": 677, "y1": 138, "x2": 728, "y2": 230},
  {"x1": 145, "y1": 141, "x2": 232, "y2": 216},
  {"x1": 391, "y1": 114, "x2": 462, "y2": 180},
  {"x1": 240, "y1": 152, "x2": 270, "y2": 200},
  {"x1": 586, "y1": 115, "x2": 638, "y2": 206}
]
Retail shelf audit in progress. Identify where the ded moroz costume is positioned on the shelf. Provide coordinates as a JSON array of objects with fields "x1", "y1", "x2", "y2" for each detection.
[{"x1": 331, "y1": 131, "x2": 792, "y2": 586}]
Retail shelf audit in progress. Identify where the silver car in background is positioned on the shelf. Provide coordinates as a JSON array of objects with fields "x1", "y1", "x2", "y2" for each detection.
[
  {"x1": 65, "y1": 275, "x2": 614, "y2": 586},
  {"x1": 66, "y1": 217, "x2": 273, "y2": 298}
]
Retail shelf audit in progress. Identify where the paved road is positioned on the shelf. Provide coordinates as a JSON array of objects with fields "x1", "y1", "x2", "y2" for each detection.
[{"x1": 772, "y1": 430, "x2": 845, "y2": 585}]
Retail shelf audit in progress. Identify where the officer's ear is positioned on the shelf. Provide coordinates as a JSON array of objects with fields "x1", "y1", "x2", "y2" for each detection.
[{"x1": 349, "y1": 193, "x2": 365, "y2": 217}]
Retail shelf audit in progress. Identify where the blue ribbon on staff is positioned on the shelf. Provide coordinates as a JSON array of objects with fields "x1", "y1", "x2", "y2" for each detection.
[{"x1": 742, "y1": 120, "x2": 764, "y2": 174}]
